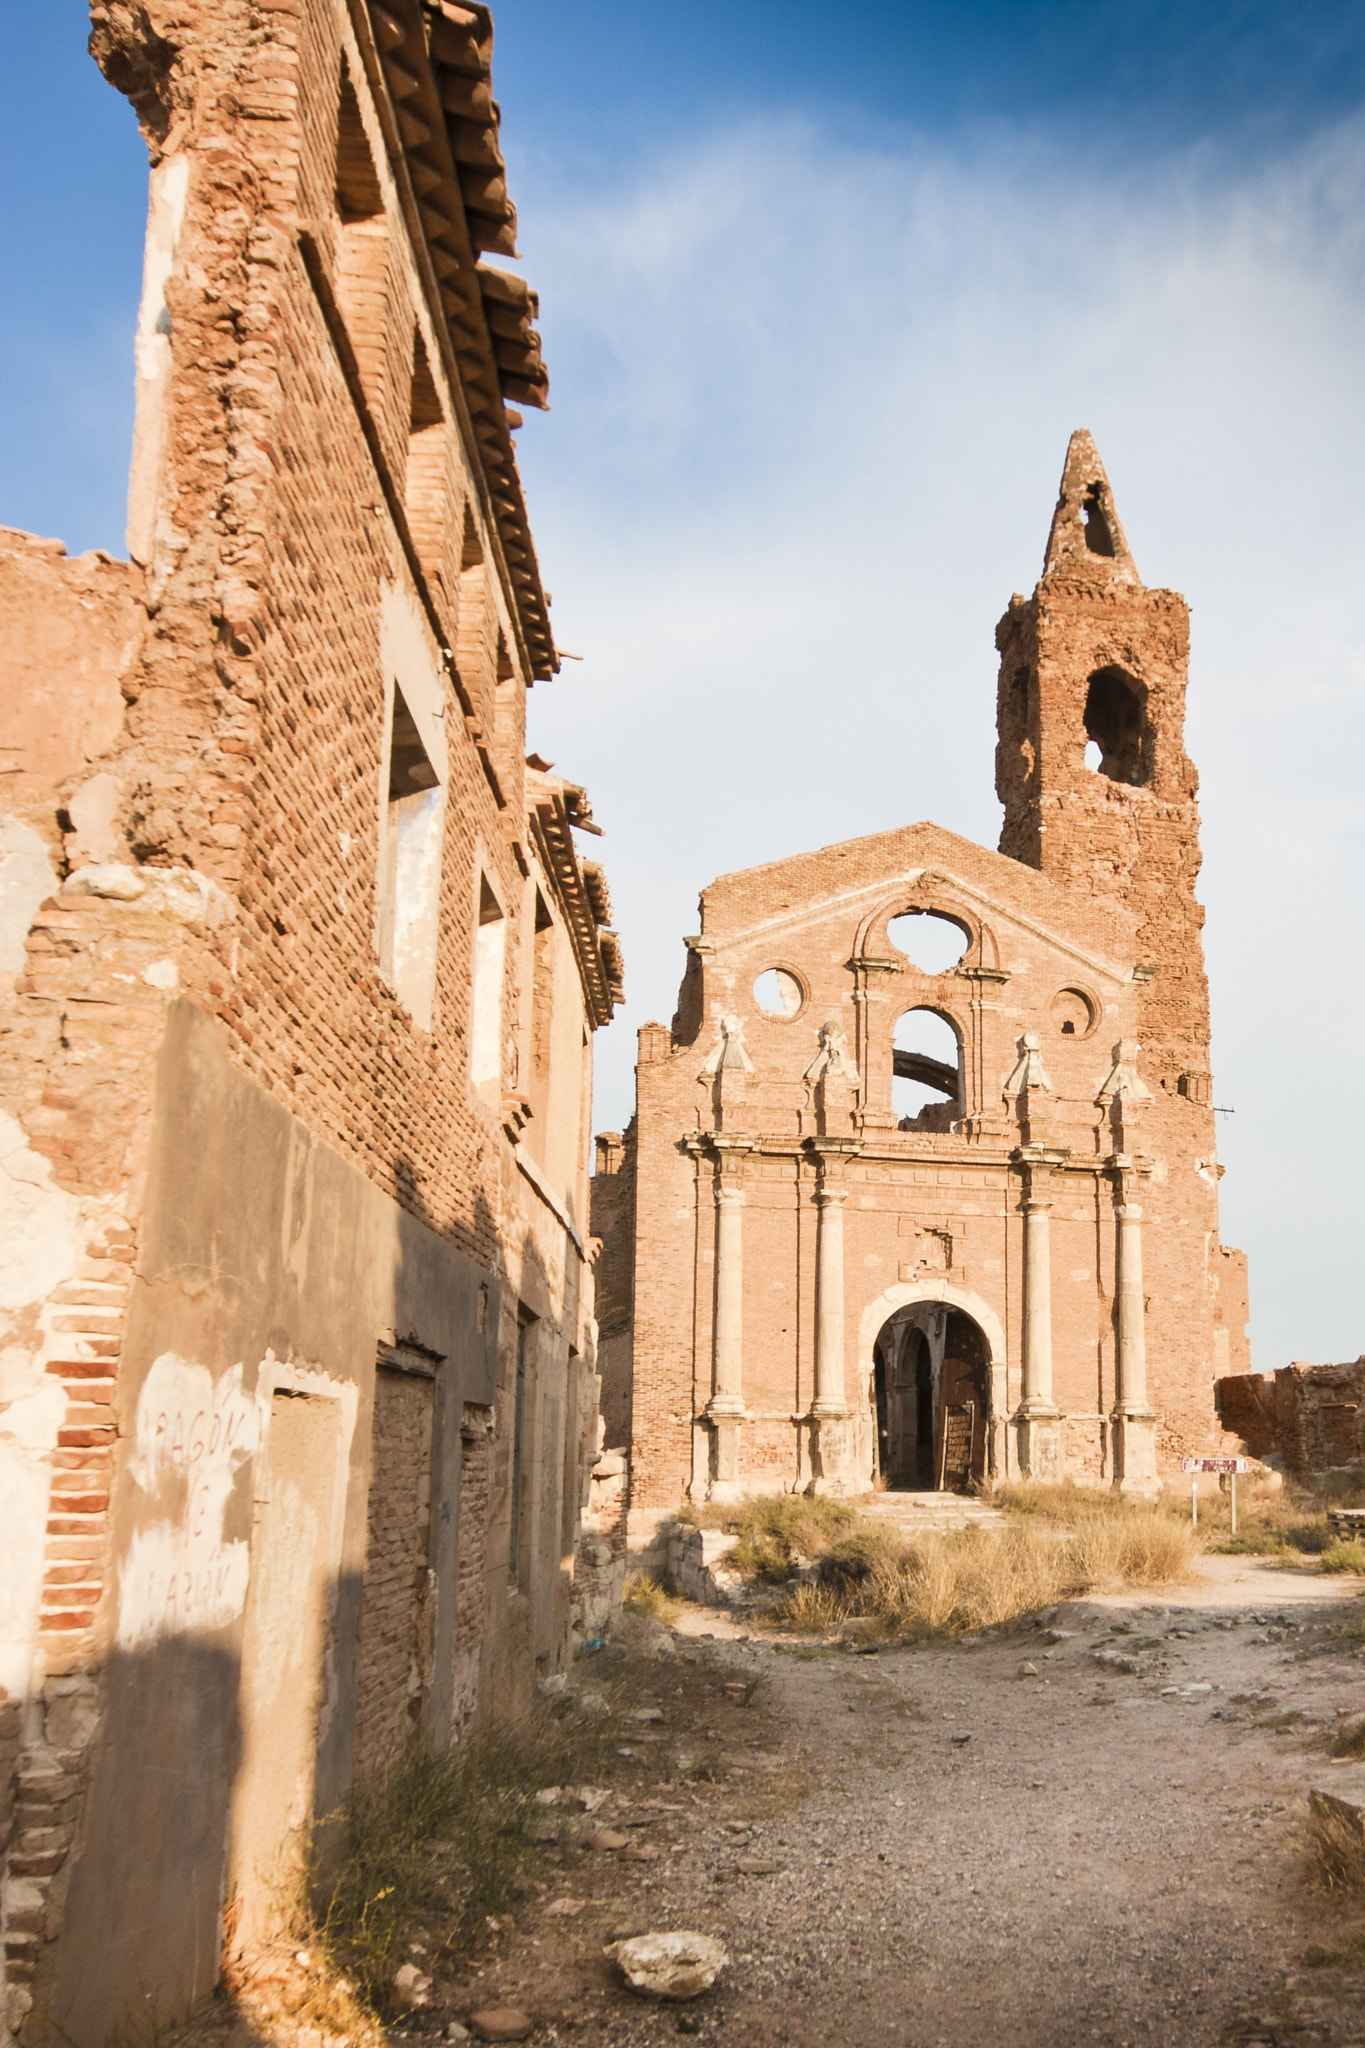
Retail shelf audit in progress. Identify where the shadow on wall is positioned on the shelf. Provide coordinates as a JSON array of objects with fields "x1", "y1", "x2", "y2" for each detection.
[{"x1": 26, "y1": 1003, "x2": 504, "y2": 2048}]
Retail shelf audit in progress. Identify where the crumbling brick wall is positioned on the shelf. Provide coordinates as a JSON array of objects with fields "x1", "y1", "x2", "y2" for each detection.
[
  {"x1": 1218, "y1": 1362, "x2": 1365, "y2": 1478},
  {"x1": 0, "y1": 0, "x2": 622, "y2": 2034}
]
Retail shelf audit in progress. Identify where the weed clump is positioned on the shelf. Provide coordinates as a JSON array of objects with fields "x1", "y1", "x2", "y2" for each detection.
[
  {"x1": 689, "y1": 1493, "x2": 859, "y2": 1581},
  {"x1": 622, "y1": 1571, "x2": 679, "y2": 1622},
  {"x1": 1306, "y1": 1796, "x2": 1365, "y2": 1895},
  {"x1": 315, "y1": 1699, "x2": 613, "y2": 2010},
  {"x1": 1322, "y1": 1540, "x2": 1365, "y2": 1575}
]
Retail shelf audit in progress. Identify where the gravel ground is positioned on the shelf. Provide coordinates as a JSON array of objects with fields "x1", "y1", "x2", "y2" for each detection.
[{"x1": 436, "y1": 1558, "x2": 1365, "y2": 2048}]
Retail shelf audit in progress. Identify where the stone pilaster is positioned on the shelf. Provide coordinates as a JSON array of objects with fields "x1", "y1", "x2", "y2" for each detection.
[
  {"x1": 1110, "y1": 1160, "x2": 1158, "y2": 1495},
  {"x1": 1012, "y1": 1146, "x2": 1066, "y2": 1482},
  {"x1": 804, "y1": 1137, "x2": 861, "y2": 1493},
  {"x1": 705, "y1": 1135, "x2": 753, "y2": 1501}
]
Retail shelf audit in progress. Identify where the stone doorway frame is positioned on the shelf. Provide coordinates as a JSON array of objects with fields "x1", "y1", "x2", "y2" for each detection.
[{"x1": 858, "y1": 1281, "x2": 1009, "y2": 1487}]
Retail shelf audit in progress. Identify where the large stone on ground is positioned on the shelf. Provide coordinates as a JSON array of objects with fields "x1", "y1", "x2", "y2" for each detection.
[{"x1": 605, "y1": 1932, "x2": 729, "y2": 2000}]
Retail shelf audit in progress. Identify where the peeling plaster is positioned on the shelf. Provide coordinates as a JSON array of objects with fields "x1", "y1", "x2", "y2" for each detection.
[{"x1": 118, "y1": 1353, "x2": 263, "y2": 1650}]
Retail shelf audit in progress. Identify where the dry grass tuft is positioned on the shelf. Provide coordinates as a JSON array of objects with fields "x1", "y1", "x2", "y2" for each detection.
[
  {"x1": 622, "y1": 1571, "x2": 680, "y2": 1622},
  {"x1": 314, "y1": 1698, "x2": 615, "y2": 2010},
  {"x1": 1306, "y1": 1797, "x2": 1365, "y2": 1895},
  {"x1": 686, "y1": 1493, "x2": 860, "y2": 1580},
  {"x1": 1322, "y1": 1540, "x2": 1365, "y2": 1576},
  {"x1": 763, "y1": 1489, "x2": 1198, "y2": 1637}
]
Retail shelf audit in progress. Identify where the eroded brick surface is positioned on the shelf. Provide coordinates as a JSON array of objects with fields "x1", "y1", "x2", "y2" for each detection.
[{"x1": 0, "y1": 2, "x2": 621, "y2": 2037}]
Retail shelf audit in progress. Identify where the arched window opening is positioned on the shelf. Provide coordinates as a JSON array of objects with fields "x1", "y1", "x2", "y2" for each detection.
[
  {"x1": 752, "y1": 967, "x2": 803, "y2": 1018},
  {"x1": 1082, "y1": 482, "x2": 1116, "y2": 557},
  {"x1": 892, "y1": 1008, "x2": 961, "y2": 1129},
  {"x1": 1084, "y1": 666, "x2": 1150, "y2": 787},
  {"x1": 887, "y1": 910, "x2": 969, "y2": 974}
]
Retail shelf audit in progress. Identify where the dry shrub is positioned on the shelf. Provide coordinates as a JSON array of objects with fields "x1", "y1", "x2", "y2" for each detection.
[
  {"x1": 1306, "y1": 1796, "x2": 1365, "y2": 1895},
  {"x1": 1322, "y1": 1540, "x2": 1365, "y2": 1576},
  {"x1": 1333, "y1": 1717, "x2": 1365, "y2": 1759},
  {"x1": 623, "y1": 1571, "x2": 679, "y2": 1622},
  {"x1": 689, "y1": 1493, "x2": 860, "y2": 1581}
]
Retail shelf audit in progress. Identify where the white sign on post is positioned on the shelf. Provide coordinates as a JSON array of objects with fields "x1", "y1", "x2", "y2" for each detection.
[{"x1": 1181, "y1": 1456, "x2": 1252, "y2": 1534}]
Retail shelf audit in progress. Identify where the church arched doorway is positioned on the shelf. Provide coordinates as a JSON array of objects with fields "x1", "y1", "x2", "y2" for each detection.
[{"x1": 872, "y1": 1304, "x2": 991, "y2": 1492}]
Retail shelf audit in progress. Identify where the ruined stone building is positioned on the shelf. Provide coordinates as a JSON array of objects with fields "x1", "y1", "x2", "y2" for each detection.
[
  {"x1": 595, "y1": 433, "x2": 1248, "y2": 1527},
  {"x1": 0, "y1": 3, "x2": 622, "y2": 2040}
]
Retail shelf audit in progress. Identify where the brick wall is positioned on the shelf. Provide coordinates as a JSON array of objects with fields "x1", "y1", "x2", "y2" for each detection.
[
  {"x1": 353, "y1": 1365, "x2": 435, "y2": 1779},
  {"x1": 0, "y1": 0, "x2": 622, "y2": 2031}
]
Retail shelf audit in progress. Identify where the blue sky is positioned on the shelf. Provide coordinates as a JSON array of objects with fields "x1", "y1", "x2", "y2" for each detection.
[{"x1": 5, "y1": 4, "x2": 1365, "y2": 1368}]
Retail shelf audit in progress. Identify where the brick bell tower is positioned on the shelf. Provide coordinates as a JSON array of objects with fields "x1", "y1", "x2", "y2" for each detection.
[{"x1": 994, "y1": 429, "x2": 1211, "y2": 1101}]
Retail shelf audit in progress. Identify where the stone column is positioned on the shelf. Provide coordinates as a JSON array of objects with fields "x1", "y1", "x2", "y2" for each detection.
[
  {"x1": 1111, "y1": 1181, "x2": 1158, "y2": 1494},
  {"x1": 706, "y1": 1142, "x2": 751, "y2": 1500},
  {"x1": 1012, "y1": 1149, "x2": 1064, "y2": 1482},
  {"x1": 805, "y1": 1138, "x2": 860, "y2": 1493}
]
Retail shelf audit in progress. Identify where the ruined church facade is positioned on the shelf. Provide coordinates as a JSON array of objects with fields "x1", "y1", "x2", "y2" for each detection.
[{"x1": 596, "y1": 434, "x2": 1248, "y2": 1520}]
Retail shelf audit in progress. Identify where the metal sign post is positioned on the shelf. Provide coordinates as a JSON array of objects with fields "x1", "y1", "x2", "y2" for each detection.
[{"x1": 1182, "y1": 1456, "x2": 1251, "y2": 1531}]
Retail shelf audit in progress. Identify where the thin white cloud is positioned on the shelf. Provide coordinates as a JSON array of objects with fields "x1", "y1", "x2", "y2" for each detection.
[{"x1": 512, "y1": 110, "x2": 1365, "y2": 1367}]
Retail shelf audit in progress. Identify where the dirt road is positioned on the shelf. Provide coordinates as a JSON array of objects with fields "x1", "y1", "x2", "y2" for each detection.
[{"x1": 445, "y1": 1559, "x2": 1365, "y2": 2048}]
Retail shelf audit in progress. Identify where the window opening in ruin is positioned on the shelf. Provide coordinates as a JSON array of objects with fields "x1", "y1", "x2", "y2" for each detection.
[
  {"x1": 508, "y1": 1311, "x2": 535, "y2": 1589},
  {"x1": 891, "y1": 1008, "x2": 962, "y2": 1128},
  {"x1": 1082, "y1": 482, "x2": 1116, "y2": 557},
  {"x1": 1050, "y1": 986, "x2": 1096, "y2": 1039},
  {"x1": 872, "y1": 1308, "x2": 989, "y2": 1493},
  {"x1": 470, "y1": 875, "x2": 505, "y2": 1098},
  {"x1": 379, "y1": 682, "x2": 444, "y2": 1030},
  {"x1": 333, "y1": 63, "x2": 388, "y2": 412},
  {"x1": 406, "y1": 328, "x2": 447, "y2": 569},
  {"x1": 1083, "y1": 665, "x2": 1150, "y2": 786},
  {"x1": 752, "y1": 967, "x2": 803, "y2": 1017},
  {"x1": 887, "y1": 910, "x2": 969, "y2": 974}
]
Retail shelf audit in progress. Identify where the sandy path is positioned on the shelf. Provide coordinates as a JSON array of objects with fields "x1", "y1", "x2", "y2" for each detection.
[{"x1": 446, "y1": 1559, "x2": 1365, "y2": 2048}]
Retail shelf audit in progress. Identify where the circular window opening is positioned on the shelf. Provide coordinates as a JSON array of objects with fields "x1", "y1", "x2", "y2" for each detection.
[
  {"x1": 753, "y1": 967, "x2": 804, "y2": 1018},
  {"x1": 1050, "y1": 987, "x2": 1096, "y2": 1039},
  {"x1": 887, "y1": 911, "x2": 969, "y2": 974}
]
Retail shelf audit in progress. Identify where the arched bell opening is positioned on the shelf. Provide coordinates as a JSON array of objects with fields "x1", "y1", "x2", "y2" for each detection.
[{"x1": 871, "y1": 1303, "x2": 991, "y2": 1493}]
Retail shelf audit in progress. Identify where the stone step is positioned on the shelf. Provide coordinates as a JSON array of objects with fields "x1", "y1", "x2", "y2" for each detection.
[{"x1": 853, "y1": 1490, "x2": 1007, "y2": 1533}]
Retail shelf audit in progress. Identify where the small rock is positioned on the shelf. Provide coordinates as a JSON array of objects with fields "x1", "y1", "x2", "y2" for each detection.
[
  {"x1": 1018, "y1": 1662, "x2": 1039, "y2": 1678},
  {"x1": 605, "y1": 1931, "x2": 729, "y2": 2000},
  {"x1": 445, "y1": 2027, "x2": 470, "y2": 2044},
  {"x1": 574, "y1": 1786, "x2": 610, "y2": 1812},
  {"x1": 536, "y1": 1674, "x2": 567, "y2": 1697},
  {"x1": 734, "y1": 1857, "x2": 781, "y2": 1874},
  {"x1": 545, "y1": 1898, "x2": 586, "y2": 1917},
  {"x1": 294, "y1": 1950, "x2": 312, "y2": 1967},
  {"x1": 631, "y1": 1707, "x2": 665, "y2": 1722},
  {"x1": 950, "y1": 1733, "x2": 971, "y2": 1746},
  {"x1": 535, "y1": 1787, "x2": 563, "y2": 1807},
  {"x1": 575, "y1": 1690, "x2": 611, "y2": 1720},
  {"x1": 526, "y1": 1821, "x2": 560, "y2": 1844},
  {"x1": 392, "y1": 1964, "x2": 431, "y2": 2007},
  {"x1": 622, "y1": 1843, "x2": 662, "y2": 1862},
  {"x1": 585, "y1": 1828, "x2": 630, "y2": 1852},
  {"x1": 468, "y1": 2012, "x2": 534, "y2": 2042}
]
